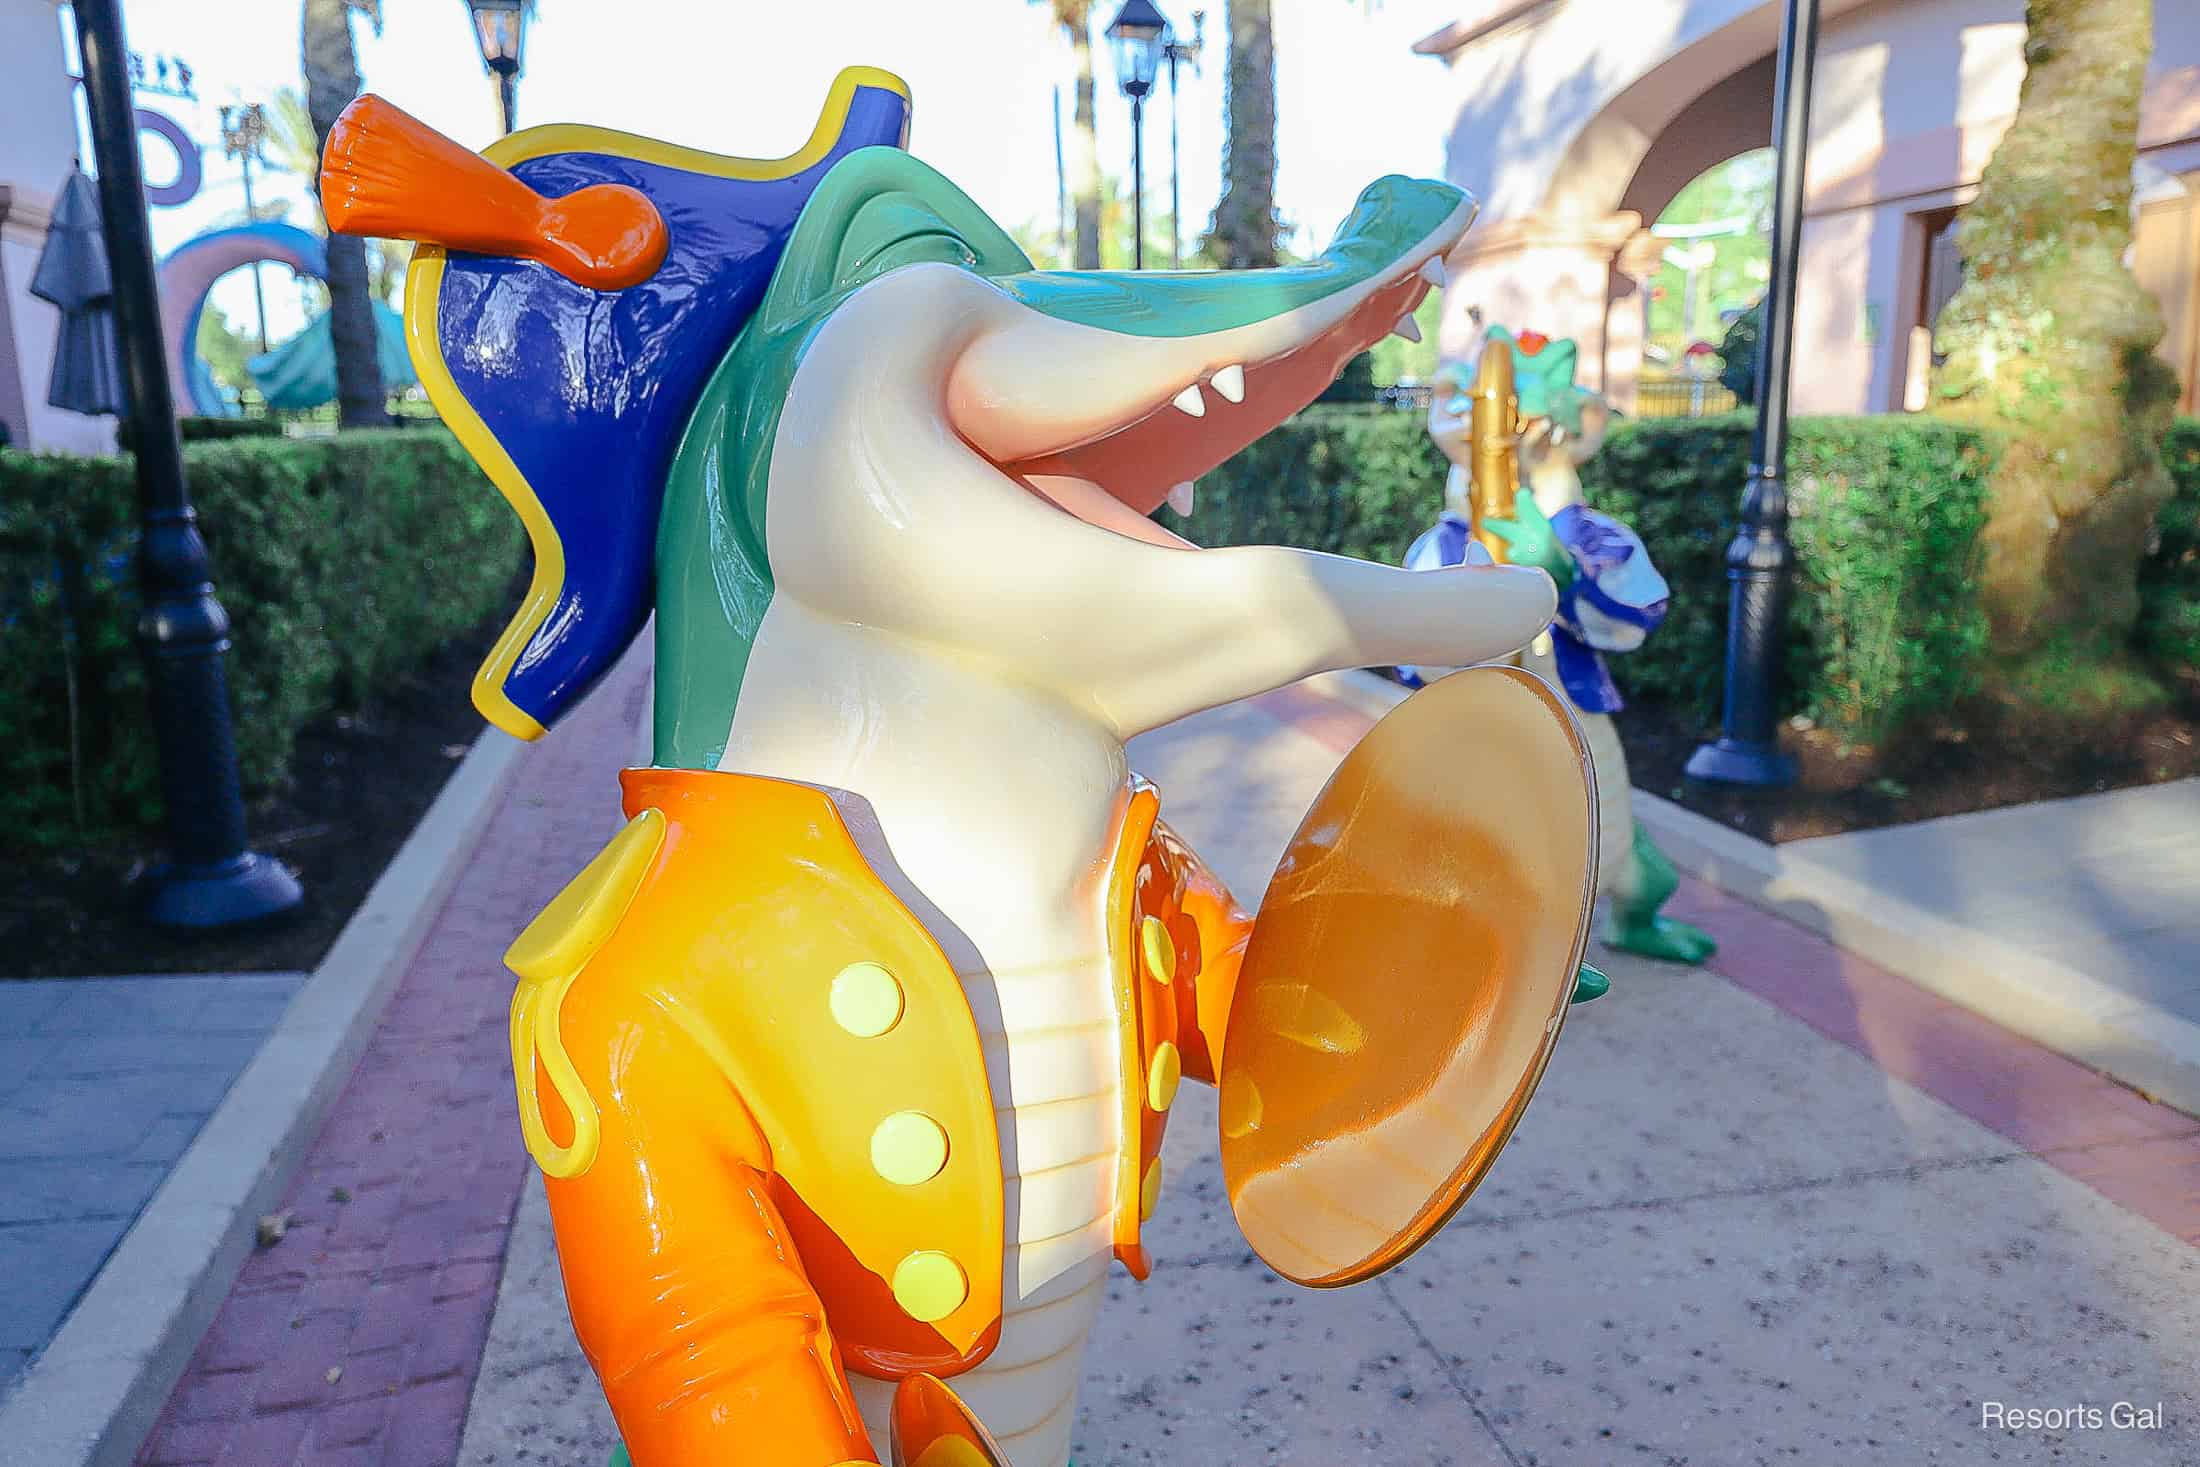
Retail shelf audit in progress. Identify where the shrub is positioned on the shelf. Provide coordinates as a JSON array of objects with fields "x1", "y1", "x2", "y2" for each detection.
[
  {"x1": 1583, "y1": 414, "x2": 1998, "y2": 737},
  {"x1": 1171, "y1": 404, "x2": 1450, "y2": 561},
  {"x1": 115, "y1": 416, "x2": 288, "y2": 453},
  {"x1": 2144, "y1": 419, "x2": 2200, "y2": 669},
  {"x1": 1716, "y1": 305, "x2": 1761, "y2": 405},
  {"x1": 0, "y1": 429, "x2": 521, "y2": 853},
  {"x1": 1174, "y1": 407, "x2": 2001, "y2": 740}
]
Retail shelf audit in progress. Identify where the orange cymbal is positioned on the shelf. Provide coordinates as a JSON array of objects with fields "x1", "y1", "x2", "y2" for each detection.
[{"x1": 1219, "y1": 665, "x2": 1597, "y2": 1287}]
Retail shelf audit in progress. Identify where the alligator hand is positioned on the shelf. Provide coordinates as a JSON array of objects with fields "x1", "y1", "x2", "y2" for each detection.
[{"x1": 1484, "y1": 488, "x2": 1572, "y2": 585}]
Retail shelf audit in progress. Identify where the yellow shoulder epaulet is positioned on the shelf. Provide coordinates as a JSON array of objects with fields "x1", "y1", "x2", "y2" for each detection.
[{"x1": 506, "y1": 808, "x2": 666, "y2": 1178}]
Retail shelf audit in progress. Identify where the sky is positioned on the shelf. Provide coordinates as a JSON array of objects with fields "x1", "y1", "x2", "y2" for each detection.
[{"x1": 61, "y1": 0, "x2": 1472, "y2": 348}]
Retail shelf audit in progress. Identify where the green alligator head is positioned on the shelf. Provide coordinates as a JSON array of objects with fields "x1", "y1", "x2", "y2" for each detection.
[{"x1": 653, "y1": 146, "x2": 1557, "y2": 767}]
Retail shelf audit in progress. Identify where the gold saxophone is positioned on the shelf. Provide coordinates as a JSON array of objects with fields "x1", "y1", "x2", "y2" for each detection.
[{"x1": 1468, "y1": 335, "x2": 1521, "y2": 565}]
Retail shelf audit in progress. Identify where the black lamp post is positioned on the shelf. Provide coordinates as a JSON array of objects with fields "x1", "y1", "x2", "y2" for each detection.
[
  {"x1": 1106, "y1": 0, "x2": 1168, "y2": 269},
  {"x1": 71, "y1": 0, "x2": 302, "y2": 927},
  {"x1": 1161, "y1": 10, "x2": 1204, "y2": 268},
  {"x1": 1685, "y1": 0, "x2": 1820, "y2": 788},
  {"x1": 466, "y1": 0, "x2": 531, "y2": 136}
]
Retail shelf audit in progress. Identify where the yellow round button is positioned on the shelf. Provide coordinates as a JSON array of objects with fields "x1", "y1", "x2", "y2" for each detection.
[
  {"x1": 871, "y1": 1110, "x2": 950, "y2": 1186},
  {"x1": 1140, "y1": 1157, "x2": 1164, "y2": 1220},
  {"x1": 892, "y1": 1251, "x2": 967, "y2": 1322},
  {"x1": 829, "y1": 962, "x2": 904, "y2": 1038},
  {"x1": 1146, "y1": 1040, "x2": 1182, "y2": 1113},
  {"x1": 1140, "y1": 915, "x2": 1176, "y2": 985}
]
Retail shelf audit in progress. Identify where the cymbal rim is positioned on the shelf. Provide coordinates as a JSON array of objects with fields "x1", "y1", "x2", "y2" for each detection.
[{"x1": 1218, "y1": 665, "x2": 1598, "y2": 1287}]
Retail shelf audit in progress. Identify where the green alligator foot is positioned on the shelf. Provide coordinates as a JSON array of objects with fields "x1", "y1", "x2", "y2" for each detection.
[
  {"x1": 1605, "y1": 913, "x2": 1716, "y2": 965},
  {"x1": 1603, "y1": 819, "x2": 1716, "y2": 966},
  {"x1": 1571, "y1": 963, "x2": 1611, "y2": 1003}
]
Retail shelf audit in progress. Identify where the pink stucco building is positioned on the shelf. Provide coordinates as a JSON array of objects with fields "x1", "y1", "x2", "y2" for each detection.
[
  {"x1": 1416, "y1": 0, "x2": 2200, "y2": 417},
  {"x1": 0, "y1": 0, "x2": 112, "y2": 454}
]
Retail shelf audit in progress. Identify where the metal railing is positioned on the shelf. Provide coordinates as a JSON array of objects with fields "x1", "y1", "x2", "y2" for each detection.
[{"x1": 1633, "y1": 378, "x2": 1740, "y2": 418}]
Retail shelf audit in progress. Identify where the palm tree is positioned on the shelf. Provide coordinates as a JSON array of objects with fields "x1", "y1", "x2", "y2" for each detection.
[
  {"x1": 263, "y1": 88, "x2": 324, "y2": 180},
  {"x1": 1036, "y1": 0, "x2": 1104, "y2": 269},
  {"x1": 1930, "y1": 0, "x2": 2177, "y2": 658},
  {"x1": 302, "y1": 0, "x2": 386, "y2": 427},
  {"x1": 1208, "y1": 0, "x2": 1281, "y2": 269}
]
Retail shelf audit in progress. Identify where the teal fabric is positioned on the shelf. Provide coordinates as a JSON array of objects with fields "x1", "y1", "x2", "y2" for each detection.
[{"x1": 245, "y1": 300, "x2": 416, "y2": 410}]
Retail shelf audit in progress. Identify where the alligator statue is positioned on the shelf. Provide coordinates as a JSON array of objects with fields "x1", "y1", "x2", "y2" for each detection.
[
  {"x1": 322, "y1": 68, "x2": 1607, "y2": 1467},
  {"x1": 1404, "y1": 327, "x2": 1716, "y2": 966}
]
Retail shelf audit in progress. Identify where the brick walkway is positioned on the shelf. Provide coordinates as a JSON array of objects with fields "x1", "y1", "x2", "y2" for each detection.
[
  {"x1": 132, "y1": 650, "x2": 650, "y2": 1467},
  {"x1": 129, "y1": 657, "x2": 2197, "y2": 1467}
]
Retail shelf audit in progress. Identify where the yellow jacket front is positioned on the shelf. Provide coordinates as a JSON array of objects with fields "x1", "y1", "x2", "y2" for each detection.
[{"x1": 505, "y1": 765, "x2": 1248, "y2": 1466}]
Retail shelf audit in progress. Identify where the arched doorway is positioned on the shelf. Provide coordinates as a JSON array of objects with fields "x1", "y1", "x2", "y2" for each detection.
[{"x1": 1633, "y1": 148, "x2": 1773, "y2": 416}]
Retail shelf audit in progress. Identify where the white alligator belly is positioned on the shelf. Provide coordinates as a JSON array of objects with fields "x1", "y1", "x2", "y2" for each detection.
[{"x1": 853, "y1": 951, "x2": 1121, "y2": 1467}]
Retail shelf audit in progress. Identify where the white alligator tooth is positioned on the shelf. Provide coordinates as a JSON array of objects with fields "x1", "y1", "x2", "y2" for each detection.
[
  {"x1": 1210, "y1": 363, "x2": 1246, "y2": 403},
  {"x1": 1167, "y1": 480, "x2": 1197, "y2": 516},
  {"x1": 1393, "y1": 314, "x2": 1422, "y2": 343},
  {"x1": 1419, "y1": 257, "x2": 1448, "y2": 288},
  {"x1": 1172, "y1": 383, "x2": 1207, "y2": 417}
]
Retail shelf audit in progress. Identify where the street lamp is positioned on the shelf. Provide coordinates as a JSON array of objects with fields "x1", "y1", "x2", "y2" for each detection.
[
  {"x1": 466, "y1": 0, "x2": 531, "y2": 136},
  {"x1": 1685, "y1": 0, "x2": 1820, "y2": 788},
  {"x1": 1105, "y1": 0, "x2": 1168, "y2": 269},
  {"x1": 70, "y1": 0, "x2": 302, "y2": 927},
  {"x1": 1161, "y1": 10, "x2": 1204, "y2": 268}
]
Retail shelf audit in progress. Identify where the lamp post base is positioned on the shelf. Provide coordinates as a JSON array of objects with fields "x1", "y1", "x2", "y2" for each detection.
[
  {"x1": 1685, "y1": 736, "x2": 1798, "y2": 788},
  {"x1": 145, "y1": 851, "x2": 304, "y2": 930}
]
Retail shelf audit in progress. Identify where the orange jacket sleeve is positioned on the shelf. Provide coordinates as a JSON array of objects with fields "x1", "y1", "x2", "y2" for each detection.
[
  {"x1": 537, "y1": 986, "x2": 877, "y2": 1467},
  {"x1": 1150, "y1": 818, "x2": 1253, "y2": 1087}
]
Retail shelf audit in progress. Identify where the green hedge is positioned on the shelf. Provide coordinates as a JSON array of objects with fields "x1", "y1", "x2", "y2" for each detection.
[
  {"x1": 1174, "y1": 406, "x2": 2003, "y2": 739},
  {"x1": 115, "y1": 416, "x2": 287, "y2": 453},
  {"x1": 2146, "y1": 420, "x2": 2200, "y2": 668},
  {"x1": 0, "y1": 429, "x2": 521, "y2": 852}
]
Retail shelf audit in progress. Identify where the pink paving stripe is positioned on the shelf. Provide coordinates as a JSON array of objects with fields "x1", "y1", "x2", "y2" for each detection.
[
  {"x1": 1265, "y1": 679, "x2": 2200, "y2": 1249},
  {"x1": 132, "y1": 653, "x2": 651, "y2": 1467}
]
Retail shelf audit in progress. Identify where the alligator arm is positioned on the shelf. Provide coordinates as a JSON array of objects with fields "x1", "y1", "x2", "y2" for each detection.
[{"x1": 1091, "y1": 544, "x2": 1555, "y2": 739}]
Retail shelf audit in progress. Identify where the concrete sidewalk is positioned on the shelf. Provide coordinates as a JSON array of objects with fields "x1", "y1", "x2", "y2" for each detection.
[
  {"x1": 455, "y1": 684, "x2": 2200, "y2": 1467},
  {"x1": 1784, "y1": 780, "x2": 2200, "y2": 1027},
  {"x1": 1312, "y1": 670, "x2": 2200, "y2": 1122},
  {"x1": 0, "y1": 974, "x2": 305, "y2": 1393}
]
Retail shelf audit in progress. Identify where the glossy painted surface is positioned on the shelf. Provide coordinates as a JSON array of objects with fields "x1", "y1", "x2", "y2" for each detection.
[
  {"x1": 1220, "y1": 666, "x2": 1597, "y2": 1287},
  {"x1": 321, "y1": 70, "x2": 912, "y2": 739},
  {"x1": 538, "y1": 767, "x2": 1005, "y2": 1384},
  {"x1": 322, "y1": 96, "x2": 668, "y2": 290},
  {"x1": 333, "y1": 64, "x2": 1617, "y2": 1459},
  {"x1": 1099, "y1": 785, "x2": 1256, "y2": 1279},
  {"x1": 990, "y1": 175, "x2": 1464, "y2": 336},
  {"x1": 889, "y1": 1373, "x2": 1013, "y2": 1467},
  {"x1": 1468, "y1": 335, "x2": 1523, "y2": 565},
  {"x1": 664, "y1": 151, "x2": 1545, "y2": 769}
]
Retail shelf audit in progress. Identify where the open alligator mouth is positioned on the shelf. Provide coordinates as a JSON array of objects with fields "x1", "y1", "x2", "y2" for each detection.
[{"x1": 945, "y1": 178, "x2": 1476, "y2": 550}]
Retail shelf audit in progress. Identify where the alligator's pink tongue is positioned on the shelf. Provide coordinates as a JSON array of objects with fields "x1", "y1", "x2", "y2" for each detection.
[{"x1": 1022, "y1": 474, "x2": 1196, "y2": 550}]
